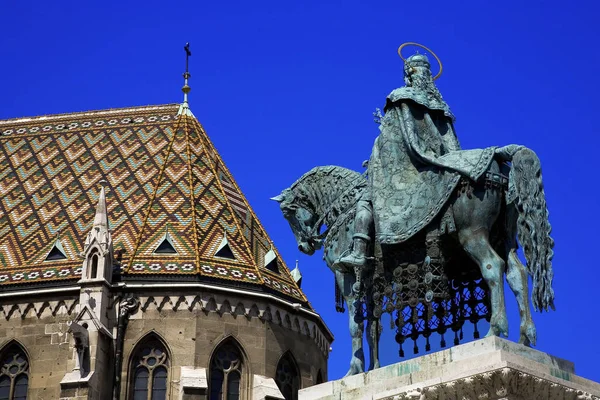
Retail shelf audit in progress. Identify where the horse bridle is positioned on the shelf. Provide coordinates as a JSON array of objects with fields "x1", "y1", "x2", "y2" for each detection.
[{"x1": 305, "y1": 172, "x2": 367, "y2": 242}]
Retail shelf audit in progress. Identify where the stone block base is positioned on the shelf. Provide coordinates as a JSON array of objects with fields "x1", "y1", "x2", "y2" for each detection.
[
  {"x1": 299, "y1": 336, "x2": 600, "y2": 400},
  {"x1": 59, "y1": 371, "x2": 94, "y2": 400}
]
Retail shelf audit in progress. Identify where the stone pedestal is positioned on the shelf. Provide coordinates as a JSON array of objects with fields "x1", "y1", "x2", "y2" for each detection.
[
  {"x1": 59, "y1": 371, "x2": 95, "y2": 400},
  {"x1": 299, "y1": 336, "x2": 600, "y2": 400}
]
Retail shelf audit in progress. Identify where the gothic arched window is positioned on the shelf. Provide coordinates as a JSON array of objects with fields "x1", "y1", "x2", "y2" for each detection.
[
  {"x1": 0, "y1": 341, "x2": 29, "y2": 400},
  {"x1": 275, "y1": 352, "x2": 299, "y2": 400},
  {"x1": 90, "y1": 252, "x2": 99, "y2": 279},
  {"x1": 316, "y1": 369, "x2": 324, "y2": 384},
  {"x1": 209, "y1": 339, "x2": 245, "y2": 400},
  {"x1": 129, "y1": 335, "x2": 169, "y2": 400}
]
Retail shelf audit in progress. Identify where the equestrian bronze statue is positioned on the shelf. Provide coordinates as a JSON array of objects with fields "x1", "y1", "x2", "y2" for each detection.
[{"x1": 272, "y1": 43, "x2": 554, "y2": 376}]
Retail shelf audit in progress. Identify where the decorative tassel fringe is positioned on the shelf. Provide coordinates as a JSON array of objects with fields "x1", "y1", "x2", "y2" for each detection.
[{"x1": 335, "y1": 277, "x2": 345, "y2": 313}]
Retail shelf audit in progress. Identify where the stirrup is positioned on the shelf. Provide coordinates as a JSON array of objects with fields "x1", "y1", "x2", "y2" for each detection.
[{"x1": 338, "y1": 253, "x2": 367, "y2": 269}]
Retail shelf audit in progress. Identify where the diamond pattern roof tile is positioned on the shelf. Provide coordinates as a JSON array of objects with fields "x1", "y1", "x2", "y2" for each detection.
[{"x1": 0, "y1": 105, "x2": 308, "y2": 305}]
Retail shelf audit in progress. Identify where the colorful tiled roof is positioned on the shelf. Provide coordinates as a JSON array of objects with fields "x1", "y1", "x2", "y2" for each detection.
[{"x1": 0, "y1": 104, "x2": 307, "y2": 304}]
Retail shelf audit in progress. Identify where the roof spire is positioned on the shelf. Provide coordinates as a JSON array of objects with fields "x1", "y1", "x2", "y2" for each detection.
[
  {"x1": 178, "y1": 42, "x2": 195, "y2": 117},
  {"x1": 82, "y1": 179, "x2": 113, "y2": 258},
  {"x1": 93, "y1": 180, "x2": 109, "y2": 229}
]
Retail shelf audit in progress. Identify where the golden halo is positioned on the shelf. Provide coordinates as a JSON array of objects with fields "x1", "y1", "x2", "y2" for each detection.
[{"x1": 398, "y1": 42, "x2": 443, "y2": 80}]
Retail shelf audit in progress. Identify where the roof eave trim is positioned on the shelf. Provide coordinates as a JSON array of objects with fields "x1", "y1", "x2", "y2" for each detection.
[{"x1": 0, "y1": 281, "x2": 334, "y2": 342}]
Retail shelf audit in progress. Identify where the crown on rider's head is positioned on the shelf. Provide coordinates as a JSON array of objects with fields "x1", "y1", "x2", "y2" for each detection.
[{"x1": 405, "y1": 53, "x2": 431, "y2": 69}]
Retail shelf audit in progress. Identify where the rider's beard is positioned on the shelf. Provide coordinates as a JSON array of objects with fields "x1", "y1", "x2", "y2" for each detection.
[{"x1": 406, "y1": 69, "x2": 445, "y2": 103}]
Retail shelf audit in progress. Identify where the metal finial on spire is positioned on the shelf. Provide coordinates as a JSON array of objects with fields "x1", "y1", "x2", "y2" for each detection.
[
  {"x1": 178, "y1": 42, "x2": 195, "y2": 117},
  {"x1": 183, "y1": 43, "x2": 191, "y2": 96}
]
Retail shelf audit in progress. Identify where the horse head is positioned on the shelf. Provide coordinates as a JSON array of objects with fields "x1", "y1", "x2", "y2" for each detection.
[{"x1": 271, "y1": 189, "x2": 323, "y2": 255}]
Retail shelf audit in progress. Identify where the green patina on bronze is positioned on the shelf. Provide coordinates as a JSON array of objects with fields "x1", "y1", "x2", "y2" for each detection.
[{"x1": 273, "y1": 45, "x2": 555, "y2": 376}]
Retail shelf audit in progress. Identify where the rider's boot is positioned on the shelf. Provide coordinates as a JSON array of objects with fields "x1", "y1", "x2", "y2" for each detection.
[
  {"x1": 335, "y1": 198, "x2": 373, "y2": 271},
  {"x1": 338, "y1": 233, "x2": 370, "y2": 270}
]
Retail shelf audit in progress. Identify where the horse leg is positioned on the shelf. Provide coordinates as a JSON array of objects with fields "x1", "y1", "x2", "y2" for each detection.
[
  {"x1": 336, "y1": 270, "x2": 365, "y2": 376},
  {"x1": 506, "y1": 249, "x2": 536, "y2": 346},
  {"x1": 458, "y1": 229, "x2": 509, "y2": 337},
  {"x1": 504, "y1": 205, "x2": 536, "y2": 346}
]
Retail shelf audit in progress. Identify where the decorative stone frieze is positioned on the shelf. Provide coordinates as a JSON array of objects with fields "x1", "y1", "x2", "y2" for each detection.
[
  {"x1": 0, "y1": 297, "x2": 79, "y2": 319},
  {"x1": 385, "y1": 368, "x2": 599, "y2": 400},
  {"x1": 135, "y1": 293, "x2": 331, "y2": 356},
  {"x1": 0, "y1": 288, "x2": 332, "y2": 357}
]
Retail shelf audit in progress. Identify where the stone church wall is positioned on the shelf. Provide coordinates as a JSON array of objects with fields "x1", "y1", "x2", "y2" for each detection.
[
  {"x1": 0, "y1": 293, "x2": 79, "y2": 399},
  {"x1": 119, "y1": 291, "x2": 329, "y2": 399},
  {"x1": 0, "y1": 288, "x2": 330, "y2": 400}
]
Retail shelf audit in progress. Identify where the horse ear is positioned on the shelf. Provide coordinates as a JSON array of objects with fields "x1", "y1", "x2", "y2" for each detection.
[{"x1": 270, "y1": 194, "x2": 284, "y2": 202}]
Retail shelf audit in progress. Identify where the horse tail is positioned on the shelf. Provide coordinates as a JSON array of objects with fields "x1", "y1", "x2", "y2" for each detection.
[{"x1": 510, "y1": 148, "x2": 555, "y2": 312}]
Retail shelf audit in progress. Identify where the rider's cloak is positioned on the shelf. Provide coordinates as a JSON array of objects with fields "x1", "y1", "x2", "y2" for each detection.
[{"x1": 369, "y1": 87, "x2": 496, "y2": 244}]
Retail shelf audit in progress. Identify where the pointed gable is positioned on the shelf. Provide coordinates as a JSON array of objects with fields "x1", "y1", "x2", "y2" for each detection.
[
  {"x1": 214, "y1": 234, "x2": 235, "y2": 260},
  {"x1": 45, "y1": 239, "x2": 67, "y2": 261},
  {"x1": 153, "y1": 226, "x2": 177, "y2": 254}
]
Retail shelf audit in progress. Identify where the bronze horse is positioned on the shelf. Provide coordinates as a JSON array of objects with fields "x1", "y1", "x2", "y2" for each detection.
[{"x1": 272, "y1": 146, "x2": 554, "y2": 376}]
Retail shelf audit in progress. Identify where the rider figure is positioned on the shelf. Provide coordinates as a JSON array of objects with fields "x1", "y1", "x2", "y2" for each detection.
[{"x1": 337, "y1": 52, "x2": 458, "y2": 271}]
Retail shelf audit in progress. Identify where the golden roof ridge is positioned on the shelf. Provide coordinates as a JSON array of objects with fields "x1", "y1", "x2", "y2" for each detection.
[
  {"x1": 188, "y1": 117, "x2": 309, "y2": 303},
  {"x1": 186, "y1": 114, "x2": 265, "y2": 284},
  {"x1": 125, "y1": 112, "x2": 185, "y2": 270},
  {"x1": 181, "y1": 114, "x2": 202, "y2": 272}
]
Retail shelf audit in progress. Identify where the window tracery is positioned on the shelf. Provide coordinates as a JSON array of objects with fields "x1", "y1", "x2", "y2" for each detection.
[
  {"x1": 209, "y1": 341, "x2": 244, "y2": 400},
  {"x1": 275, "y1": 352, "x2": 299, "y2": 400},
  {"x1": 129, "y1": 336, "x2": 169, "y2": 400},
  {"x1": 0, "y1": 343, "x2": 29, "y2": 400}
]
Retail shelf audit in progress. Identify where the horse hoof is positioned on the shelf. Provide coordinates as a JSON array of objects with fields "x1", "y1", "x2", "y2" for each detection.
[
  {"x1": 520, "y1": 324, "x2": 537, "y2": 347},
  {"x1": 484, "y1": 323, "x2": 508, "y2": 339},
  {"x1": 491, "y1": 319, "x2": 509, "y2": 338},
  {"x1": 520, "y1": 336, "x2": 532, "y2": 347},
  {"x1": 344, "y1": 368, "x2": 363, "y2": 377}
]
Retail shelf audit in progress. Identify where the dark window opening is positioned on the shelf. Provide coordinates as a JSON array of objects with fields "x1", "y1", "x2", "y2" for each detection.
[
  {"x1": 275, "y1": 352, "x2": 299, "y2": 400},
  {"x1": 0, "y1": 342, "x2": 29, "y2": 400},
  {"x1": 209, "y1": 341, "x2": 243, "y2": 400},
  {"x1": 129, "y1": 336, "x2": 169, "y2": 400},
  {"x1": 316, "y1": 369, "x2": 324, "y2": 384},
  {"x1": 154, "y1": 239, "x2": 177, "y2": 254},
  {"x1": 265, "y1": 259, "x2": 279, "y2": 274},
  {"x1": 45, "y1": 245, "x2": 67, "y2": 261},
  {"x1": 215, "y1": 244, "x2": 235, "y2": 260},
  {"x1": 90, "y1": 253, "x2": 99, "y2": 279}
]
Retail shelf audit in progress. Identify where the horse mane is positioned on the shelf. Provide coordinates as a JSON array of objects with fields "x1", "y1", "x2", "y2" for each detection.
[{"x1": 288, "y1": 165, "x2": 364, "y2": 219}]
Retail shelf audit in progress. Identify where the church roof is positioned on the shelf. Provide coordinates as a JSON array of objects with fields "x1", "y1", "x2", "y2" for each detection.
[{"x1": 0, "y1": 104, "x2": 308, "y2": 304}]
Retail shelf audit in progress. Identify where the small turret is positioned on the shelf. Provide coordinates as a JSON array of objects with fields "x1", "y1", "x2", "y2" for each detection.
[
  {"x1": 78, "y1": 183, "x2": 114, "y2": 330},
  {"x1": 80, "y1": 184, "x2": 114, "y2": 283}
]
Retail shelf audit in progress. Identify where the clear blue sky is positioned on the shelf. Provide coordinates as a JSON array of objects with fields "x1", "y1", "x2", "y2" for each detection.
[{"x1": 1, "y1": 0, "x2": 599, "y2": 383}]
